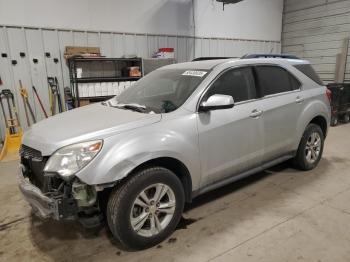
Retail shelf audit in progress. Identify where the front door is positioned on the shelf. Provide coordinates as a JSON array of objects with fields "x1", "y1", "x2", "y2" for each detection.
[{"x1": 197, "y1": 66, "x2": 264, "y2": 187}]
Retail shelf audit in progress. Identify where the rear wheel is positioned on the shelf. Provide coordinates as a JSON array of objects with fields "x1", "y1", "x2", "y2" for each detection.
[
  {"x1": 107, "y1": 167, "x2": 185, "y2": 250},
  {"x1": 293, "y1": 124, "x2": 324, "y2": 170}
]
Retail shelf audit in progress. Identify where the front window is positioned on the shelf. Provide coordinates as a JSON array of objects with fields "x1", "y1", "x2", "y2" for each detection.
[
  {"x1": 204, "y1": 67, "x2": 257, "y2": 103},
  {"x1": 115, "y1": 69, "x2": 209, "y2": 113}
]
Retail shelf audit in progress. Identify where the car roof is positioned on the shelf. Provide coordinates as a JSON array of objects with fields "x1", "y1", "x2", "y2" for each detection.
[
  {"x1": 160, "y1": 57, "x2": 310, "y2": 71},
  {"x1": 161, "y1": 59, "x2": 237, "y2": 70}
]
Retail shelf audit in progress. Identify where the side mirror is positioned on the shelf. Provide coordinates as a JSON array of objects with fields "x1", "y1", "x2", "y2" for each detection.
[{"x1": 199, "y1": 94, "x2": 234, "y2": 111}]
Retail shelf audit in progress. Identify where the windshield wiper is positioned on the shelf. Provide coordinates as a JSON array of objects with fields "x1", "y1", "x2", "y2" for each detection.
[
  {"x1": 102, "y1": 101, "x2": 147, "y2": 112},
  {"x1": 114, "y1": 103, "x2": 147, "y2": 113},
  {"x1": 121, "y1": 104, "x2": 146, "y2": 112}
]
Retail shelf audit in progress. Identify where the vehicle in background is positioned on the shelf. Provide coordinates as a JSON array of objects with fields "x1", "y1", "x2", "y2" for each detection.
[
  {"x1": 18, "y1": 54, "x2": 330, "y2": 250},
  {"x1": 327, "y1": 83, "x2": 350, "y2": 126}
]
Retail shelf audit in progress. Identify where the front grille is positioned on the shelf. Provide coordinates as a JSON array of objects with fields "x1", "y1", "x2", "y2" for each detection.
[
  {"x1": 20, "y1": 144, "x2": 43, "y2": 161},
  {"x1": 20, "y1": 145, "x2": 65, "y2": 193},
  {"x1": 20, "y1": 145, "x2": 46, "y2": 191}
]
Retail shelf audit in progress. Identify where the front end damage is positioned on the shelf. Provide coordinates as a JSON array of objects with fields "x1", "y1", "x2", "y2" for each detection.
[{"x1": 18, "y1": 145, "x2": 107, "y2": 227}]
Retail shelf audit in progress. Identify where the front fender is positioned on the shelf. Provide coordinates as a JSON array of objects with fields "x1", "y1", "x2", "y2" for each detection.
[{"x1": 75, "y1": 115, "x2": 201, "y2": 190}]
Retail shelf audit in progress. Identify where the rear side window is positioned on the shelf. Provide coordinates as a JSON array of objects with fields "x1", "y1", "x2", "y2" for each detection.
[
  {"x1": 293, "y1": 64, "x2": 323, "y2": 85},
  {"x1": 255, "y1": 66, "x2": 300, "y2": 96},
  {"x1": 206, "y1": 67, "x2": 256, "y2": 103},
  {"x1": 289, "y1": 73, "x2": 301, "y2": 90}
]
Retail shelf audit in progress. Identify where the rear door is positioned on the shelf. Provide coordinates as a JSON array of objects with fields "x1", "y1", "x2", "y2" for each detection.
[{"x1": 254, "y1": 65, "x2": 302, "y2": 163}]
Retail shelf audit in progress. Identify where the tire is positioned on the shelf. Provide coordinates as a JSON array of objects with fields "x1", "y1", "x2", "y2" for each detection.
[
  {"x1": 107, "y1": 167, "x2": 185, "y2": 250},
  {"x1": 343, "y1": 114, "x2": 350, "y2": 123},
  {"x1": 331, "y1": 115, "x2": 338, "y2": 126},
  {"x1": 293, "y1": 123, "x2": 324, "y2": 171}
]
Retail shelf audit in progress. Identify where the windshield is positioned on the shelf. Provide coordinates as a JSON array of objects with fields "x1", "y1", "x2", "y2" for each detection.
[{"x1": 114, "y1": 69, "x2": 209, "y2": 113}]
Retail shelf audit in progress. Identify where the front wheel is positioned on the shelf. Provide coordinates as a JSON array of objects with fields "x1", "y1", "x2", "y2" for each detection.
[
  {"x1": 293, "y1": 123, "x2": 324, "y2": 171},
  {"x1": 107, "y1": 167, "x2": 185, "y2": 250}
]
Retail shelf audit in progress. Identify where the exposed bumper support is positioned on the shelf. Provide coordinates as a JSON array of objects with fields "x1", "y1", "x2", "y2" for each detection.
[
  {"x1": 18, "y1": 165, "x2": 60, "y2": 219},
  {"x1": 18, "y1": 165, "x2": 102, "y2": 226}
]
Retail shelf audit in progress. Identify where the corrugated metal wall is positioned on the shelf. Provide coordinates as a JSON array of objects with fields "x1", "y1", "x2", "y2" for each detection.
[
  {"x1": 0, "y1": 25, "x2": 280, "y2": 139},
  {"x1": 282, "y1": 0, "x2": 350, "y2": 83}
]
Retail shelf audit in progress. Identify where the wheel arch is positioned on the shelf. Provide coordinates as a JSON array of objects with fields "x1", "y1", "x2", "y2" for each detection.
[
  {"x1": 129, "y1": 157, "x2": 193, "y2": 203},
  {"x1": 294, "y1": 97, "x2": 330, "y2": 151},
  {"x1": 309, "y1": 115, "x2": 328, "y2": 137}
]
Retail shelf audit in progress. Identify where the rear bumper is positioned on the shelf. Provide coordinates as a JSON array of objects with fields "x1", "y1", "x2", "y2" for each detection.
[{"x1": 18, "y1": 165, "x2": 60, "y2": 220}]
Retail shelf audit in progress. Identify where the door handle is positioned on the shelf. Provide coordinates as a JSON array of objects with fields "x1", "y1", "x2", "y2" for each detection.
[
  {"x1": 250, "y1": 109, "x2": 263, "y2": 118},
  {"x1": 295, "y1": 96, "x2": 304, "y2": 103}
]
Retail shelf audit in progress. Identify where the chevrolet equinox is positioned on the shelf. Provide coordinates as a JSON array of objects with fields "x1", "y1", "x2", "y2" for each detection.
[{"x1": 19, "y1": 54, "x2": 331, "y2": 250}]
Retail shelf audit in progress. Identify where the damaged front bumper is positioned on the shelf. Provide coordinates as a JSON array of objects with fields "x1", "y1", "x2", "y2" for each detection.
[
  {"x1": 18, "y1": 165, "x2": 101, "y2": 225},
  {"x1": 18, "y1": 165, "x2": 62, "y2": 219}
]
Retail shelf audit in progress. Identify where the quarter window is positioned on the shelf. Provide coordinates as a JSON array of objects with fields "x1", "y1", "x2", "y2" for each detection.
[
  {"x1": 256, "y1": 66, "x2": 300, "y2": 96},
  {"x1": 293, "y1": 64, "x2": 323, "y2": 85},
  {"x1": 205, "y1": 67, "x2": 257, "y2": 103}
]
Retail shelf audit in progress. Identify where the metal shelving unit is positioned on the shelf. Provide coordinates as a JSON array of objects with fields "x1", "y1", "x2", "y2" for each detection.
[{"x1": 67, "y1": 57, "x2": 143, "y2": 107}]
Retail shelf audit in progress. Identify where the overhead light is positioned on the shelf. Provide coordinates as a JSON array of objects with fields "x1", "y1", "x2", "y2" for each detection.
[{"x1": 216, "y1": 0, "x2": 244, "y2": 10}]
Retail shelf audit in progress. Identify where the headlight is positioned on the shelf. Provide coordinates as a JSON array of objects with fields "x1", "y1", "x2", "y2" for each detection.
[{"x1": 44, "y1": 140, "x2": 103, "y2": 179}]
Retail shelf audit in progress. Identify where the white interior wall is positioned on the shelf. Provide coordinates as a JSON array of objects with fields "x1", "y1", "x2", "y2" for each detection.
[
  {"x1": 194, "y1": 0, "x2": 283, "y2": 41},
  {"x1": 0, "y1": 0, "x2": 194, "y2": 36},
  {"x1": 0, "y1": 0, "x2": 283, "y2": 41}
]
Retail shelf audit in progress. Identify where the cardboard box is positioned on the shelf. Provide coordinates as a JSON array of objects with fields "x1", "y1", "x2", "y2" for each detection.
[
  {"x1": 95, "y1": 83, "x2": 102, "y2": 96},
  {"x1": 107, "y1": 82, "x2": 114, "y2": 96},
  {"x1": 84, "y1": 84, "x2": 90, "y2": 97},
  {"x1": 129, "y1": 66, "x2": 141, "y2": 77},
  {"x1": 64, "y1": 46, "x2": 101, "y2": 59},
  {"x1": 78, "y1": 83, "x2": 88, "y2": 98},
  {"x1": 78, "y1": 84, "x2": 83, "y2": 98},
  {"x1": 118, "y1": 82, "x2": 125, "y2": 94},
  {"x1": 101, "y1": 82, "x2": 108, "y2": 96},
  {"x1": 112, "y1": 82, "x2": 119, "y2": 96},
  {"x1": 65, "y1": 46, "x2": 100, "y2": 55},
  {"x1": 76, "y1": 68, "x2": 83, "y2": 78},
  {"x1": 80, "y1": 99, "x2": 90, "y2": 107},
  {"x1": 88, "y1": 83, "x2": 95, "y2": 97}
]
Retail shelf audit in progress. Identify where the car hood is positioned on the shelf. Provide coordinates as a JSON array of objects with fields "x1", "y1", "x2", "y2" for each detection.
[{"x1": 22, "y1": 103, "x2": 161, "y2": 155}]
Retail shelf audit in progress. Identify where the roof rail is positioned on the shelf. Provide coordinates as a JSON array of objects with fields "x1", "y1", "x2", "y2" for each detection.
[
  {"x1": 241, "y1": 53, "x2": 300, "y2": 60},
  {"x1": 192, "y1": 57, "x2": 235, "y2": 61}
]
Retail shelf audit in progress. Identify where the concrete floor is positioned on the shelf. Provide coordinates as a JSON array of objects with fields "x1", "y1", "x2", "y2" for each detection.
[{"x1": 1, "y1": 124, "x2": 350, "y2": 262}]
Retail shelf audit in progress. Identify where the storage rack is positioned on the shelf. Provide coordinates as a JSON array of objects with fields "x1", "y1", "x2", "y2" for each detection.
[{"x1": 67, "y1": 57, "x2": 143, "y2": 107}]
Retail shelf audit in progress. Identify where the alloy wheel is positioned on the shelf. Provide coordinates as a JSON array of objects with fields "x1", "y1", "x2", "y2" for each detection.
[
  {"x1": 305, "y1": 132, "x2": 321, "y2": 164},
  {"x1": 130, "y1": 183, "x2": 176, "y2": 237}
]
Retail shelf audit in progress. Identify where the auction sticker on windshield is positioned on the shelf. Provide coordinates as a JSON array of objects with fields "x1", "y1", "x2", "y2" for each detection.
[{"x1": 182, "y1": 70, "x2": 207, "y2": 77}]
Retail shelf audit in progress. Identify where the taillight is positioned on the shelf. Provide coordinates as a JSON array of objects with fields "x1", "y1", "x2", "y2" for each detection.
[{"x1": 326, "y1": 88, "x2": 332, "y2": 104}]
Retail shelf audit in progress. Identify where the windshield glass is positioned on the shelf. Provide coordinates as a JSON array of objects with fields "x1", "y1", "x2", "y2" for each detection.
[{"x1": 114, "y1": 69, "x2": 209, "y2": 113}]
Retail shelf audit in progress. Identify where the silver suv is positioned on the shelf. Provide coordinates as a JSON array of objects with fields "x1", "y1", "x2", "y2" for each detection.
[{"x1": 19, "y1": 54, "x2": 331, "y2": 250}]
